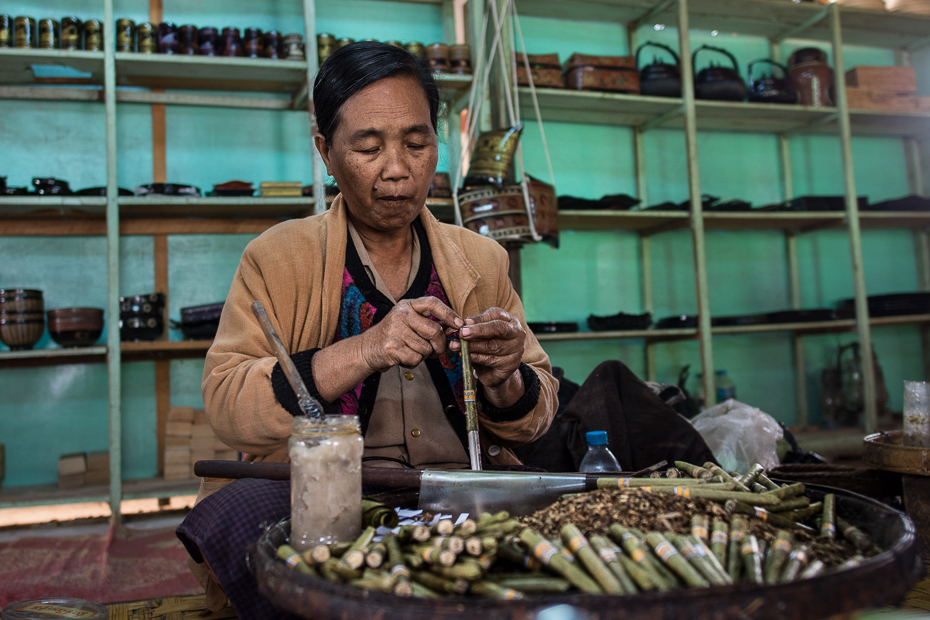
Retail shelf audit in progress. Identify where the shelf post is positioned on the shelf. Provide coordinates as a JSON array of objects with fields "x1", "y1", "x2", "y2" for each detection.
[
  {"x1": 302, "y1": 0, "x2": 326, "y2": 215},
  {"x1": 641, "y1": 234, "x2": 656, "y2": 381},
  {"x1": 103, "y1": 0, "x2": 122, "y2": 522},
  {"x1": 786, "y1": 232, "x2": 809, "y2": 428},
  {"x1": 677, "y1": 0, "x2": 716, "y2": 406},
  {"x1": 830, "y1": 3, "x2": 877, "y2": 433}
]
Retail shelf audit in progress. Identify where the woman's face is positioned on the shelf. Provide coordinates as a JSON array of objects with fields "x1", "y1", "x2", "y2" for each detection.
[{"x1": 316, "y1": 74, "x2": 438, "y2": 235}]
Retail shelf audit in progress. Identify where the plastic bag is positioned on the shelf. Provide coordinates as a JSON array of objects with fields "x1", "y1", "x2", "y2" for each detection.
[{"x1": 691, "y1": 399, "x2": 783, "y2": 474}]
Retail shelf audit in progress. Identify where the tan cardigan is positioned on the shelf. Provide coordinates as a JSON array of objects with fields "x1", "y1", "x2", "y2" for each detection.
[{"x1": 201, "y1": 195, "x2": 557, "y2": 469}]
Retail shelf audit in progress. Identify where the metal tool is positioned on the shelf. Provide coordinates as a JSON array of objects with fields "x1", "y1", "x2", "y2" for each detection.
[
  {"x1": 251, "y1": 300, "x2": 323, "y2": 419},
  {"x1": 459, "y1": 338, "x2": 483, "y2": 471}
]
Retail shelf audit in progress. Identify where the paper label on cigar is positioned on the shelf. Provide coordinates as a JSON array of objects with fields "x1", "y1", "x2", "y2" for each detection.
[
  {"x1": 630, "y1": 549, "x2": 647, "y2": 563},
  {"x1": 560, "y1": 550, "x2": 575, "y2": 563},
  {"x1": 692, "y1": 526, "x2": 708, "y2": 539},
  {"x1": 598, "y1": 547, "x2": 618, "y2": 563},
  {"x1": 680, "y1": 543, "x2": 697, "y2": 559},
  {"x1": 525, "y1": 556, "x2": 543, "y2": 571},
  {"x1": 655, "y1": 541, "x2": 677, "y2": 562},
  {"x1": 754, "y1": 508, "x2": 768, "y2": 521},
  {"x1": 391, "y1": 564, "x2": 410, "y2": 578},
  {"x1": 730, "y1": 530, "x2": 745, "y2": 543},
  {"x1": 568, "y1": 535, "x2": 589, "y2": 553},
  {"x1": 673, "y1": 487, "x2": 690, "y2": 497},
  {"x1": 821, "y1": 523, "x2": 836, "y2": 535},
  {"x1": 502, "y1": 588, "x2": 521, "y2": 600},
  {"x1": 533, "y1": 541, "x2": 558, "y2": 564},
  {"x1": 285, "y1": 553, "x2": 302, "y2": 568},
  {"x1": 773, "y1": 539, "x2": 792, "y2": 553},
  {"x1": 740, "y1": 540, "x2": 759, "y2": 556},
  {"x1": 712, "y1": 531, "x2": 728, "y2": 545},
  {"x1": 464, "y1": 389, "x2": 476, "y2": 402},
  {"x1": 789, "y1": 549, "x2": 807, "y2": 562}
]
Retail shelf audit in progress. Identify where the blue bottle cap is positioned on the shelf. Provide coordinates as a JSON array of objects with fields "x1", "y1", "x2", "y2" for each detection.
[{"x1": 586, "y1": 430, "x2": 608, "y2": 446}]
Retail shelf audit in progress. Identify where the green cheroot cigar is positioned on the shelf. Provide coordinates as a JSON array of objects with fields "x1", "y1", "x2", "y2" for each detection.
[
  {"x1": 561, "y1": 524, "x2": 625, "y2": 594},
  {"x1": 821, "y1": 494, "x2": 837, "y2": 539},
  {"x1": 519, "y1": 527, "x2": 602, "y2": 594},
  {"x1": 278, "y1": 544, "x2": 315, "y2": 576},
  {"x1": 644, "y1": 531, "x2": 709, "y2": 588},
  {"x1": 763, "y1": 531, "x2": 793, "y2": 584}
]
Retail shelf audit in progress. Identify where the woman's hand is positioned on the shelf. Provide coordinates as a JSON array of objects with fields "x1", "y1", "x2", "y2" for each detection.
[
  {"x1": 360, "y1": 296, "x2": 463, "y2": 373},
  {"x1": 451, "y1": 307, "x2": 526, "y2": 408}
]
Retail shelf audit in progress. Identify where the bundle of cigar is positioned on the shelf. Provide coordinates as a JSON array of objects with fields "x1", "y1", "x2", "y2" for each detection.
[{"x1": 273, "y1": 464, "x2": 879, "y2": 598}]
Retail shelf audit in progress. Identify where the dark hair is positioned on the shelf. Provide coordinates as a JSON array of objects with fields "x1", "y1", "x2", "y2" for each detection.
[{"x1": 313, "y1": 41, "x2": 440, "y2": 145}]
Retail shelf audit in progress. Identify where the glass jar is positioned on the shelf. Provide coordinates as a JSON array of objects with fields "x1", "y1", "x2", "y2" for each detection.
[
  {"x1": 83, "y1": 19, "x2": 102, "y2": 51},
  {"x1": 61, "y1": 17, "x2": 81, "y2": 50},
  {"x1": 38, "y1": 19, "x2": 59, "y2": 49},
  {"x1": 115, "y1": 19, "x2": 135, "y2": 52},
  {"x1": 289, "y1": 415, "x2": 363, "y2": 552}
]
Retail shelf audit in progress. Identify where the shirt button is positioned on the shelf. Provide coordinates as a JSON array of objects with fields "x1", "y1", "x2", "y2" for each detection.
[
  {"x1": 411, "y1": 429, "x2": 421, "y2": 438},
  {"x1": 404, "y1": 371, "x2": 414, "y2": 381},
  {"x1": 488, "y1": 445, "x2": 501, "y2": 457}
]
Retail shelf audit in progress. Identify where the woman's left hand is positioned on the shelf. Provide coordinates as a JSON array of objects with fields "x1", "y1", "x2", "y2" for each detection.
[{"x1": 451, "y1": 307, "x2": 525, "y2": 389}]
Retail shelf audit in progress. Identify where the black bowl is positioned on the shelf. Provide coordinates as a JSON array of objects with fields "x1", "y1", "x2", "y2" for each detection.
[
  {"x1": 50, "y1": 328, "x2": 103, "y2": 347},
  {"x1": 134, "y1": 183, "x2": 201, "y2": 197},
  {"x1": 74, "y1": 186, "x2": 134, "y2": 196}
]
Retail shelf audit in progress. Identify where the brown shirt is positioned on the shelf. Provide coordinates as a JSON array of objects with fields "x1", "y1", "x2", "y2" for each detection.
[{"x1": 346, "y1": 220, "x2": 469, "y2": 469}]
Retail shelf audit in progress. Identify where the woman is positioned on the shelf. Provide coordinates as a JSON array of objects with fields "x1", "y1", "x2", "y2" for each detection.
[{"x1": 177, "y1": 42, "x2": 558, "y2": 618}]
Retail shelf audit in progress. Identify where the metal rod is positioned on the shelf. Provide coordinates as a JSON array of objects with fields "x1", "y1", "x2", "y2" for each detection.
[
  {"x1": 251, "y1": 301, "x2": 324, "y2": 418},
  {"x1": 103, "y1": 0, "x2": 122, "y2": 524},
  {"x1": 678, "y1": 0, "x2": 716, "y2": 407},
  {"x1": 772, "y1": 6, "x2": 830, "y2": 44},
  {"x1": 830, "y1": 3, "x2": 877, "y2": 433},
  {"x1": 460, "y1": 339, "x2": 483, "y2": 471}
]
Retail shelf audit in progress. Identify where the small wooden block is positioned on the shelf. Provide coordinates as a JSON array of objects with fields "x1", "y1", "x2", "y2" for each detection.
[
  {"x1": 167, "y1": 406, "x2": 196, "y2": 422},
  {"x1": 166, "y1": 421, "x2": 193, "y2": 437},
  {"x1": 85, "y1": 451, "x2": 109, "y2": 472},
  {"x1": 58, "y1": 453, "x2": 87, "y2": 476},
  {"x1": 846, "y1": 66, "x2": 917, "y2": 93}
]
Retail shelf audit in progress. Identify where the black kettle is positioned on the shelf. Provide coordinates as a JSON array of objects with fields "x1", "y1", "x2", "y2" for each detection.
[
  {"x1": 747, "y1": 59, "x2": 797, "y2": 104},
  {"x1": 636, "y1": 41, "x2": 681, "y2": 97},
  {"x1": 693, "y1": 45, "x2": 746, "y2": 102}
]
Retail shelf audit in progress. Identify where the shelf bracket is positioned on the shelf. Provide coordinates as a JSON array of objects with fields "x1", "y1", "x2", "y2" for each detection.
[
  {"x1": 632, "y1": 0, "x2": 678, "y2": 30},
  {"x1": 638, "y1": 104, "x2": 684, "y2": 132},
  {"x1": 771, "y1": 6, "x2": 830, "y2": 45},
  {"x1": 906, "y1": 32, "x2": 930, "y2": 52},
  {"x1": 783, "y1": 112, "x2": 838, "y2": 138}
]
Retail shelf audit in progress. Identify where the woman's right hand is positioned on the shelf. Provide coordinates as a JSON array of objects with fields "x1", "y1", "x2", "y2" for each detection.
[{"x1": 360, "y1": 296, "x2": 463, "y2": 372}]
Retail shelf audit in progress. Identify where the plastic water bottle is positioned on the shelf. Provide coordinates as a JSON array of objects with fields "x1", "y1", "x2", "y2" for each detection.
[
  {"x1": 715, "y1": 370, "x2": 736, "y2": 402},
  {"x1": 578, "y1": 431, "x2": 622, "y2": 472}
]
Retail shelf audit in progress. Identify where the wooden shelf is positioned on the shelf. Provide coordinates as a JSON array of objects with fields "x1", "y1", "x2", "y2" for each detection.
[
  {"x1": 859, "y1": 211, "x2": 930, "y2": 229},
  {"x1": 557, "y1": 209, "x2": 689, "y2": 232},
  {"x1": 115, "y1": 53, "x2": 308, "y2": 93},
  {"x1": 0, "y1": 346, "x2": 107, "y2": 368},
  {"x1": 703, "y1": 211, "x2": 845, "y2": 232},
  {"x1": 0, "y1": 477, "x2": 200, "y2": 509},
  {"x1": 535, "y1": 327, "x2": 697, "y2": 342},
  {"x1": 0, "y1": 48, "x2": 104, "y2": 86},
  {"x1": 516, "y1": 0, "x2": 930, "y2": 48}
]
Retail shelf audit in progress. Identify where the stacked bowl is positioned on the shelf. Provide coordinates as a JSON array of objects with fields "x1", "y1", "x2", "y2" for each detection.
[
  {"x1": 0, "y1": 289, "x2": 45, "y2": 351},
  {"x1": 48, "y1": 307, "x2": 105, "y2": 347},
  {"x1": 119, "y1": 293, "x2": 165, "y2": 341}
]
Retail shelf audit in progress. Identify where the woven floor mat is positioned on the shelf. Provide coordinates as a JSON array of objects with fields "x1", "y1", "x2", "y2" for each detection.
[{"x1": 107, "y1": 595, "x2": 238, "y2": 620}]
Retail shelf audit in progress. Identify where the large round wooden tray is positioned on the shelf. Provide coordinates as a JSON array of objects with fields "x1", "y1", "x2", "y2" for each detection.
[
  {"x1": 864, "y1": 430, "x2": 930, "y2": 476},
  {"x1": 251, "y1": 484, "x2": 922, "y2": 620}
]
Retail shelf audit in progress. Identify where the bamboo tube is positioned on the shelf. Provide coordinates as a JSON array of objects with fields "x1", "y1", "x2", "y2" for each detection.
[
  {"x1": 350, "y1": 573, "x2": 395, "y2": 593},
  {"x1": 497, "y1": 542, "x2": 544, "y2": 572},
  {"x1": 644, "y1": 532, "x2": 709, "y2": 588},
  {"x1": 432, "y1": 519, "x2": 455, "y2": 537},
  {"x1": 740, "y1": 535, "x2": 764, "y2": 584},
  {"x1": 411, "y1": 570, "x2": 468, "y2": 594},
  {"x1": 608, "y1": 524, "x2": 669, "y2": 591},
  {"x1": 497, "y1": 576, "x2": 572, "y2": 594},
  {"x1": 704, "y1": 463, "x2": 752, "y2": 493},
  {"x1": 465, "y1": 536, "x2": 483, "y2": 556},
  {"x1": 711, "y1": 519, "x2": 729, "y2": 572},
  {"x1": 779, "y1": 544, "x2": 809, "y2": 583},
  {"x1": 366, "y1": 542, "x2": 387, "y2": 568},
  {"x1": 278, "y1": 544, "x2": 315, "y2": 575},
  {"x1": 470, "y1": 581, "x2": 524, "y2": 600},
  {"x1": 596, "y1": 477, "x2": 713, "y2": 489},
  {"x1": 668, "y1": 534, "x2": 727, "y2": 586},
  {"x1": 728, "y1": 518, "x2": 746, "y2": 582},
  {"x1": 821, "y1": 494, "x2": 836, "y2": 539},
  {"x1": 409, "y1": 581, "x2": 441, "y2": 598},
  {"x1": 763, "y1": 531, "x2": 793, "y2": 584},
  {"x1": 768, "y1": 497, "x2": 811, "y2": 513},
  {"x1": 519, "y1": 527, "x2": 603, "y2": 594},
  {"x1": 675, "y1": 461, "x2": 714, "y2": 479},
  {"x1": 384, "y1": 533, "x2": 413, "y2": 596},
  {"x1": 590, "y1": 534, "x2": 639, "y2": 594},
  {"x1": 341, "y1": 526, "x2": 376, "y2": 570},
  {"x1": 763, "y1": 482, "x2": 806, "y2": 501},
  {"x1": 836, "y1": 516, "x2": 873, "y2": 551},
  {"x1": 691, "y1": 514, "x2": 709, "y2": 544},
  {"x1": 786, "y1": 501, "x2": 823, "y2": 522},
  {"x1": 688, "y1": 534, "x2": 730, "y2": 584},
  {"x1": 562, "y1": 524, "x2": 625, "y2": 594},
  {"x1": 756, "y1": 473, "x2": 780, "y2": 491},
  {"x1": 724, "y1": 499, "x2": 816, "y2": 532},
  {"x1": 455, "y1": 519, "x2": 478, "y2": 537},
  {"x1": 799, "y1": 560, "x2": 825, "y2": 579},
  {"x1": 740, "y1": 463, "x2": 765, "y2": 488},
  {"x1": 303, "y1": 544, "x2": 331, "y2": 566},
  {"x1": 398, "y1": 524, "x2": 431, "y2": 544}
]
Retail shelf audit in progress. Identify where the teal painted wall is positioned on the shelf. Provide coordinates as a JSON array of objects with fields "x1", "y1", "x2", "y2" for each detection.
[{"x1": 0, "y1": 2, "x2": 927, "y2": 486}]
